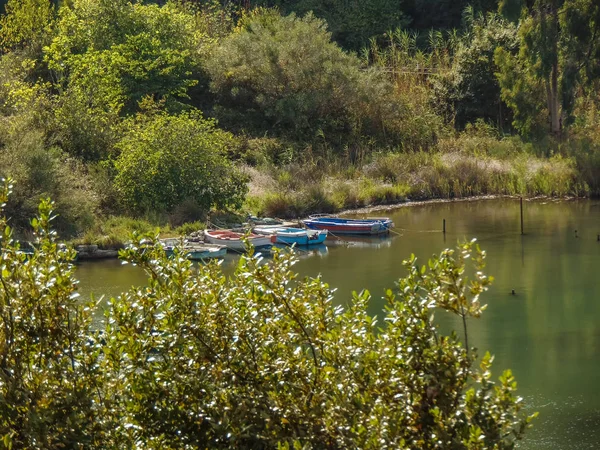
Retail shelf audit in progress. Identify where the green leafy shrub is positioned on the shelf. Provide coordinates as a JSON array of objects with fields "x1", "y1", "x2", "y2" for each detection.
[
  {"x1": 0, "y1": 183, "x2": 109, "y2": 447},
  {"x1": 205, "y1": 9, "x2": 430, "y2": 150},
  {"x1": 432, "y1": 12, "x2": 518, "y2": 131},
  {"x1": 0, "y1": 119, "x2": 99, "y2": 237},
  {"x1": 102, "y1": 236, "x2": 536, "y2": 448},
  {"x1": 113, "y1": 107, "x2": 248, "y2": 215}
]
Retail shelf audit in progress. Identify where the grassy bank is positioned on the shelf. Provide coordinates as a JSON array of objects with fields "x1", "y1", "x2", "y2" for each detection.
[
  {"x1": 245, "y1": 146, "x2": 585, "y2": 219},
  {"x1": 58, "y1": 126, "x2": 597, "y2": 248},
  {"x1": 68, "y1": 141, "x2": 588, "y2": 248}
]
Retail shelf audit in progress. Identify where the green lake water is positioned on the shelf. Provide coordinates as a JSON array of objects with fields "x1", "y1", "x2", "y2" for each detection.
[{"x1": 75, "y1": 198, "x2": 600, "y2": 449}]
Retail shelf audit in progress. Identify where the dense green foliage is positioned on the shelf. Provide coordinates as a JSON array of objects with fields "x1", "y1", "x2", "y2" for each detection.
[
  {"x1": 0, "y1": 0, "x2": 598, "y2": 241},
  {"x1": 495, "y1": 0, "x2": 600, "y2": 137},
  {"x1": 205, "y1": 9, "x2": 435, "y2": 151},
  {"x1": 0, "y1": 1, "x2": 593, "y2": 443},
  {"x1": 45, "y1": 0, "x2": 202, "y2": 159},
  {"x1": 0, "y1": 185, "x2": 105, "y2": 447},
  {"x1": 0, "y1": 189, "x2": 535, "y2": 448},
  {"x1": 251, "y1": 0, "x2": 411, "y2": 50},
  {"x1": 434, "y1": 10, "x2": 519, "y2": 130},
  {"x1": 114, "y1": 106, "x2": 247, "y2": 216}
]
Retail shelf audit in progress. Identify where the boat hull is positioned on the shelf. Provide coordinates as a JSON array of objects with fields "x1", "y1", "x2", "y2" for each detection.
[
  {"x1": 163, "y1": 244, "x2": 227, "y2": 260},
  {"x1": 274, "y1": 231, "x2": 327, "y2": 246},
  {"x1": 254, "y1": 227, "x2": 328, "y2": 246},
  {"x1": 302, "y1": 217, "x2": 394, "y2": 235},
  {"x1": 204, "y1": 230, "x2": 272, "y2": 251}
]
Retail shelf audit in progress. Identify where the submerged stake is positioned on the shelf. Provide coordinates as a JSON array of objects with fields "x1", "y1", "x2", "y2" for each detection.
[{"x1": 520, "y1": 197, "x2": 524, "y2": 235}]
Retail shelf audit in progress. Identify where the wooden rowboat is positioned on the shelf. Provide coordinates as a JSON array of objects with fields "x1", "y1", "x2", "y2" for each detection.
[
  {"x1": 253, "y1": 227, "x2": 328, "y2": 246},
  {"x1": 161, "y1": 240, "x2": 227, "y2": 260},
  {"x1": 204, "y1": 230, "x2": 272, "y2": 251},
  {"x1": 301, "y1": 216, "x2": 394, "y2": 235}
]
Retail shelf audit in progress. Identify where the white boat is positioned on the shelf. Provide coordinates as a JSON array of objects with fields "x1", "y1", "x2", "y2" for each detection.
[
  {"x1": 161, "y1": 240, "x2": 227, "y2": 260},
  {"x1": 204, "y1": 230, "x2": 272, "y2": 251}
]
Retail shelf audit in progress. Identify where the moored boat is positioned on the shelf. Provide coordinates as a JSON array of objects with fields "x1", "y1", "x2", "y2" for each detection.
[
  {"x1": 254, "y1": 226, "x2": 327, "y2": 246},
  {"x1": 161, "y1": 240, "x2": 227, "y2": 260},
  {"x1": 302, "y1": 216, "x2": 394, "y2": 235},
  {"x1": 204, "y1": 230, "x2": 272, "y2": 251}
]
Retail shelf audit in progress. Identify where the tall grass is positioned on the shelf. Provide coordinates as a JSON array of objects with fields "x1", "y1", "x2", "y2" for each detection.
[
  {"x1": 72, "y1": 216, "x2": 161, "y2": 248},
  {"x1": 248, "y1": 139, "x2": 584, "y2": 218}
]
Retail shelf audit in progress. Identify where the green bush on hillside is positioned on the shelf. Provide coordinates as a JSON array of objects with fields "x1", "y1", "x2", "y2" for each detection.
[
  {"x1": 0, "y1": 116, "x2": 99, "y2": 236},
  {"x1": 205, "y1": 8, "x2": 432, "y2": 151},
  {"x1": 44, "y1": 0, "x2": 203, "y2": 160},
  {"x1": 113, "y1": 106, "x2": 248, "y2": 216}
]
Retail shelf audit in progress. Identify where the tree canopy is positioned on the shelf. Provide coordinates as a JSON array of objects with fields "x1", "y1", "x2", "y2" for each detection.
[{"x1": 495, "y1": 0, "x2": 600, "y2": 137}]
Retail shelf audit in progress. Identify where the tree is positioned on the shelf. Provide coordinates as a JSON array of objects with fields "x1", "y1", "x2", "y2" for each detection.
[
  {"x1": 113, "y1": 106, "x2": 247, "y2": 215},
  {"x1": 205, "y1": 9, "x2": 361, "y2": 138},
  {"x1": 0, "y1": 0, "x2": 54, "y2": 54},
  {"x1": 495, "y1": 0, "x2": 600, "y2": 138},
  {"x1": 206, "y1": 9, "x2": 433, "y2": 152},
  {"x1": 0, "y1": 56, "x2": 100, "y2": 236},
  {"x1": 44, "y1": 0, "x2": 203, "y2": 160},
  {"x1": 261, "y1": 0, "x2": 411, "y2": 50},
  {"x1": 433, "y1": 11, "x2": 519, "y2": 130}
]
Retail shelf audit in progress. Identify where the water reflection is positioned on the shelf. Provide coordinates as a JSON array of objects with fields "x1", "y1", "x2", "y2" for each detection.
[{"x1": 327, "y1": 234, "x2": 397, "y2": 249}]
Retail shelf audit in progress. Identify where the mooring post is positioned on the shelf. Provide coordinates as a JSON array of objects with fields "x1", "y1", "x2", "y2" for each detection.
[
  {"x1": 443, "y1": 218, "x2": 446, "y2": 234},
  {"x1": 520, "y1": 197, "x2": 524, "y2": 235}
]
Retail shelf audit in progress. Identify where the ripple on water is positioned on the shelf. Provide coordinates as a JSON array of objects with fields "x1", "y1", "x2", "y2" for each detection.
[{"x1": 521, "y1": 394, "x2": 600, "y2": 449}]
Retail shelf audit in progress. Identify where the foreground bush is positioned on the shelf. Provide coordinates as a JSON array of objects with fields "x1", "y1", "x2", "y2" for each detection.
[
  {"x1": 0, "y1": 184, "x2": 535, "y2": 448},
  {"x1": 0, "y1": 182, "x2": 107, "y2": 447}
]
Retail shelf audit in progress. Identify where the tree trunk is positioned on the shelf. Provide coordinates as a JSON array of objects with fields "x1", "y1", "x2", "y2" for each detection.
[
  {"x1": 549, "y1": 60, "x2": 561, "y2": 137},
  {"x1": 549, "y1": 4, "x2": 562, "y2": 138}
]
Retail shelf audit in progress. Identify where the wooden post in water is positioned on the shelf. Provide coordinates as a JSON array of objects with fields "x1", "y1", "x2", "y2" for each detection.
[
  {"x1": 443, "y1": 218, "x2": 446, "y2": 234},
  {"x1": 520, "y1": 197, "x2": 524, "y2": 235}
]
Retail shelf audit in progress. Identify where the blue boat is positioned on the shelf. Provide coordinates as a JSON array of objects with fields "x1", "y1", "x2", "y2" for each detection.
[
  {"x1": 302, "y1": 216, "x2": 394, "y2": 235},
  {"x1": 254, "y1": 227, "x2": 328, "y2": 246}
]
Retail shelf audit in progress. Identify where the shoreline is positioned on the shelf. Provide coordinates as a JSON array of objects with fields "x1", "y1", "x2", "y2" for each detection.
[
  {"x1": 73, "y1": 193, "x2": 588, "y2": 260},
  {"x1": 337, "y1": 193, "x2": 583, "y2": 216}
]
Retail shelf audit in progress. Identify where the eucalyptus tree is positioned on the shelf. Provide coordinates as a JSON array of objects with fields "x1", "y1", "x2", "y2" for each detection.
[{"x1": 495, "y1": 0, "x2": 600, "y2": 138}]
